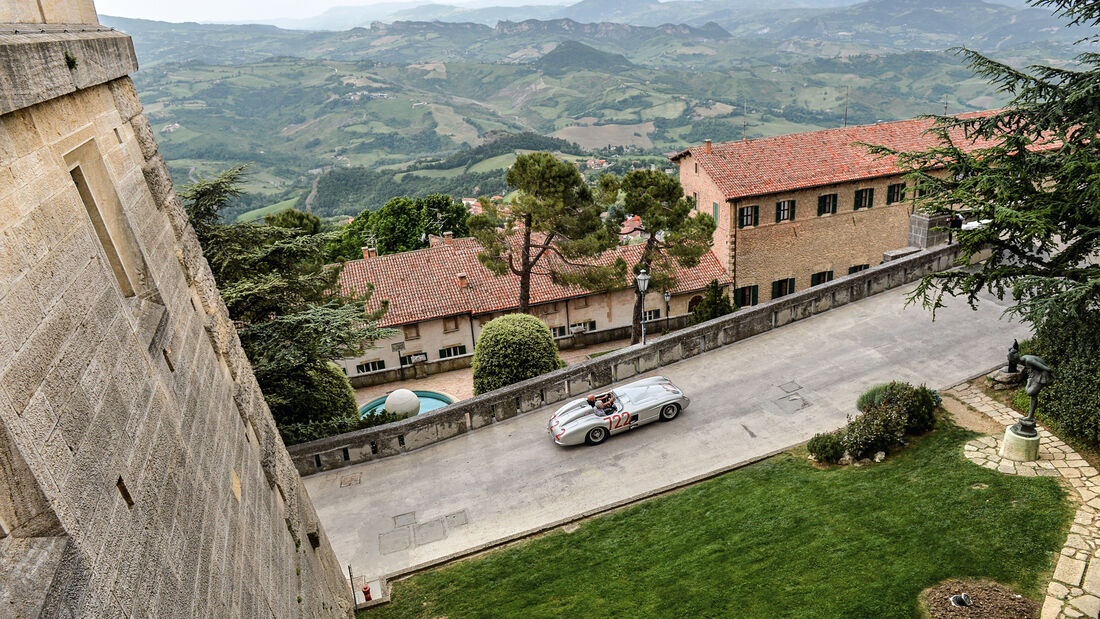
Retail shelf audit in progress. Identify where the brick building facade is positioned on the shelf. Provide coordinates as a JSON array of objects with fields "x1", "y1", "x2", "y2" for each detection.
[{"x1": 674, "y1": 113, "x2": 995, "y2": 306}]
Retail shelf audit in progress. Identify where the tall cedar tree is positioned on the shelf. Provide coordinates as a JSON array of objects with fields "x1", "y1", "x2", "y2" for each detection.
[
  {"x1": 181, "y1": 165, "x2": 394, "y2": 425},
  {"x1": 604, "y1": 170, "x2": 716, "y2": 343},
  {"x1": 865, "y1": 0, "x2": 1100, "y2": 328},
  {"x1": 469, "y1": 152, "x2": 624, "y2": 313}
]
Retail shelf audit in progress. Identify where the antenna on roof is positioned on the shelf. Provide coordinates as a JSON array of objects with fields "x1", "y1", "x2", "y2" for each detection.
[{"x1": 843, "y1": 85, "x2": 849, "y2": 128}]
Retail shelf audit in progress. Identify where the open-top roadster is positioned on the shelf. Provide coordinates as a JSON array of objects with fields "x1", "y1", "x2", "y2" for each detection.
[{"x1": 547, "y1": 376, "x2": 690, "y2": 446}]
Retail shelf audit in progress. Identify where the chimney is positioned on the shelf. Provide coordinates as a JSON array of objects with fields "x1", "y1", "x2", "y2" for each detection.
[
  {"x1": 704, "y1": 139, "x2": 712, "y2": 154},
  {"x1": 456, "y1": 272, "x2": 468, "y2": 288},
  {"x1": 362, "y1": 247, "x2": 377, "y2": 259},
  {"x1": 443, "y1": 231, "x2": 454, "y2": 245}
]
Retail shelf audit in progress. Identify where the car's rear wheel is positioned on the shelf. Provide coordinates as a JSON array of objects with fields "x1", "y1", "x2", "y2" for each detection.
[
  {"x1": 659, "y1": 403, "x2": 680, "y2": 422},
  {"x1": 585, "y1": 427, "x2": 608, "y2": 445}
]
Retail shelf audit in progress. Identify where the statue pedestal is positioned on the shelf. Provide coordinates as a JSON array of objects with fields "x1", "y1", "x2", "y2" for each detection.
[
  {"x1": 987, "y1": 367, "x2": 1023, "y2": 391},
  {"x1": 1000, "y1": 427, "x2": 1040, "y2": 462}
]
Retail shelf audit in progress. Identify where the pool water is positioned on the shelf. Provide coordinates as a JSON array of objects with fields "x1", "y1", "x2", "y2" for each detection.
[{"x1": 359, "y1": 390, "x2": 455, "y2": 417}]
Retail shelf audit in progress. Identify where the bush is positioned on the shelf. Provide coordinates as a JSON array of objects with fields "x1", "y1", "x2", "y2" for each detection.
[
  {"x1": 807, "y1": 432, "x2": 844, "y2": 464},
  {"x1": 856, "y1": 383, "x2": 894, "y2": 413},
  {"x1": 688, "y1": 279, "x2": 735, "y2": 325},
  {"x1": 472, "y1": 313, "x2": 566, "y2": 395},
  {"x1": 278, "y1": 408, "x2": 407, "y2": 445},
  {"x1": 904, "y1": 386, "x2": 939, "y2": 435},
  {"x1": 266, "y1": 361, "x2": 359, "y2": 425},
  {"x1": 843, "y1": 403, "x2": 908, "y2": 459},
  {"x1": 1027, "y1": 311, "x2": 1100, "y2": 448}
]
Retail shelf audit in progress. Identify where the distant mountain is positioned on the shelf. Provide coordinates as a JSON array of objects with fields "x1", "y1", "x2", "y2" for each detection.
[
  {"x1": 494, "y1": 18, "x2": 729, "y2": 40},
  {"x1": 534, "y1": 40, "x2": 633, "y2": 74},
  {"x1": 771, "y1": 0, "x2": 1093, "y2": 49}
]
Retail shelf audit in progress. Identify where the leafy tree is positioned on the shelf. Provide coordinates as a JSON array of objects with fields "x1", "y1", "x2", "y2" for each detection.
[
  {"x1": 472, "y1": 314, "x2": 565, "y2": 395},
  {"x1": 325, "y1": 208, "x2": 373, "y2": 263},
  {"x1": 418, "y1": 193, "x2": 470, "y2": 239},
  {"x1": 688, "y1": 279, "x2": 735, "y2": 326},
  {"x1": 602, "y1": 169, "x2": 716, "y2": 343},
  {"x1": 468, "y1": 152, "x2": 624, "y2": 313},
  {"x1": 370, "y1": 197, "x2": 424, "y2": 254},
  {"x1": 265, "y1": 207, "x2": 321, "y2": 235},
  {"x1": 181, "y1": 167, "x2": 394, "y2": 426},
  {"x1": 870, "y1": 0, "x2": 1100, "y2": 445}
]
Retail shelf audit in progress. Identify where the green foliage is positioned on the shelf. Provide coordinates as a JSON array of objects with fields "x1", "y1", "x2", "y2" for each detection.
[
  {"x1": 874, "y1": 3, "x2": 1100, "y2": 328},
  {"x1": 265, "y1": 207, "x2": 321, "y2": 235},
  {"x1": 305, "y1": 166, "x2": 508, "y2": 220},
  {"x1": 601, "y1": 169, "x2": 716, "y2": 343},
  {"x1": 181, "y1": 166, "x2": 395, "y2": 427},
  {"x1": 278, "y1": 407, "x2": 407, "y2": 445},
  {"x1": 325, "y1": 194, "x2": 471, "y2": 262},
  {"x1": 1028, "y1": 310, "x2": 1100, "y2": 447},
  {"x1": 843, "y1": 403, "x2": 909, "y2": 459},
  {"x1": 807, "y1": 432, "x2": 844, "y2": 464},
  {"x1": 363, "y1": 424, "x2": 1071, "y2": 618},
  {"x1": 471, "y1": 314, "x2": 565, "y2": 395},
  {"x1": 856, "y1": 383, "x2": 893, "y2": 413},
  {"x1": 855, "y1": 381, "x2": 938, "y2": 436},
  {"x1": 688, "y1": 279, "x2": 735, "y2": 326},
  {"x1": 469, "y1": 152, "x2": 624, "y2": 313}
]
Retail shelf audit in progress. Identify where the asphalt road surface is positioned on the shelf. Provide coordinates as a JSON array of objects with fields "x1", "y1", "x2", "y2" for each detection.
[{"x1": 304, "y1": 286, "x2": 1028, "y2": 584}]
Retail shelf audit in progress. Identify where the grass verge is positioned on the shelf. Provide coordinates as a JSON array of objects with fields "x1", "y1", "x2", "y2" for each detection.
[{"x1": 361, "y1": 419, "x2": 1072, "y2": 618}]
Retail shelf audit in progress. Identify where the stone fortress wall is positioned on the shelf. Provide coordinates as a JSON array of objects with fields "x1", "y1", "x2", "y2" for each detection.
[{"x1": 0, "y1": 2, "x2": 353, "y2": 616}]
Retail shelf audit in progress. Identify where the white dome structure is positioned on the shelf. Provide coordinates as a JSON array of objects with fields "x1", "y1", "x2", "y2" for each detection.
[{"x1": 385, "y1": 389, "x2": 420, "y2": 416}]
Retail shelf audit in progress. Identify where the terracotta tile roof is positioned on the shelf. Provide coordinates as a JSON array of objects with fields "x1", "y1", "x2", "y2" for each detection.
[
  {"x1": 339, "y1": 236, "x2": 731, "y2": 327},
  {"x1": 672, "y1": 111, "x2": 1005, "y2": 201}
]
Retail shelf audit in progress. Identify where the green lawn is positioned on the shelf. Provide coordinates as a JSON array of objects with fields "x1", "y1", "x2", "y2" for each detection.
[{"x1": 363, "y1": 420, "x2": 1072, "y2": 618}]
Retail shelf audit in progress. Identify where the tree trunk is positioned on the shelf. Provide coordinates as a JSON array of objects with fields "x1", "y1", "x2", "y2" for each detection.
[
  {"x1": 519, "y1": 214, "x2": 533, "y2": 313},
  {"x1": 631, "y1": 287, "x2": 643, "y2": 344}
]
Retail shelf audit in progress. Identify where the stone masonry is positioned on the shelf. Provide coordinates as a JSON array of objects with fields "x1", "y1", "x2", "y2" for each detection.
[
  {"x1": 0, "y1": 2, "x2": 352, "y2": 616},
  {"x1": 952, "y1": 384, "x2": 1100, "y2": 619}
]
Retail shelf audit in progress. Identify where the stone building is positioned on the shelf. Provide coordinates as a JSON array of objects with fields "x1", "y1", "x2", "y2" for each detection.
[
  {"x1": 673, "y1": 113, "x2": 994, "y2": 307},
  {"x1": 337, "y1": 234, "x2": 730, "y2": 383},
  {"x1": 0, "y1": 2, "x2": 352, "y2": 616}
]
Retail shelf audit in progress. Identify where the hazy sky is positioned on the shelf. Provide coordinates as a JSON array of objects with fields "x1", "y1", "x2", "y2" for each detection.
[{"x1": 94, "y1": 0, "x2": 556, "y2": 23}]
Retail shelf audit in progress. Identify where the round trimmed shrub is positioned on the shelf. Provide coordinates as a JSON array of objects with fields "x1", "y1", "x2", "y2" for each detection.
[
  {"x1": 266, "y1": 360, "x2": 358, "y2": 425},
  {"x1": 807, "y1": 431, "x2": 844, "y2": 464},
  {"x1": 472, "y1": 313, "x2": 566, "y2": 395},
  {"x1": 903, "y1": 385, "x2": 939, "y2": 435},
  {"x1": 843, "y1": 403, "x2": 908, "y2": 459}
]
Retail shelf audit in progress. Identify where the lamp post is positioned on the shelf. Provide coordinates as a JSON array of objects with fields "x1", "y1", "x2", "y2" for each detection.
[
  {"x1": 663, "y1": 289, "x2": 671, "y2": 332},
  {"x1": 635, "y1": 269, "x2": 650, "y2": 345}
]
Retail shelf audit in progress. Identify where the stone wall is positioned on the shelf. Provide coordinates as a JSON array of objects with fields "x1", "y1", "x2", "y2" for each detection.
[
  {"x1": 0, "y1": 17, "x2": 352, "y2": 619},
  {"x1": 289, "y1": 243, "x2": 963, "y2": 475}
]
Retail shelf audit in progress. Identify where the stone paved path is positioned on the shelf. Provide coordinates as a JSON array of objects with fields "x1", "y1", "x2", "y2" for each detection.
[{"x1": 952, "y1": 383, "x2": 1100, "y2": 619}]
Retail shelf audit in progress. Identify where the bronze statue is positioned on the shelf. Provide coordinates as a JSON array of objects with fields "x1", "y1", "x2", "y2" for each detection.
[
  {"x1": 1007, "y1": 340, "x2": 1019, "y2": 374},
  {"x1": 1010, "y1": 354, "x2": 1056, "y2": 438}
]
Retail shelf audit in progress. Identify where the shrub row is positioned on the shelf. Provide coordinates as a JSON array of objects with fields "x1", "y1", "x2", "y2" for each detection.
[
  {"x1": 809, "y1": 382, "x2": 940, "y2": 463},
  {"x1": 278, "y1": 409, "x2": 408, "y2": 445}
]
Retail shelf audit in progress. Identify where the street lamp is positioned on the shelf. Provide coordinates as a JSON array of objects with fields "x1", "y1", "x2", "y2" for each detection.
[
  {"x1": 635, "y1": 269, "x2": 650, "y2": 345},
  {"x1": 663, "y1": 289, "x2": 671, "y2": 332}
]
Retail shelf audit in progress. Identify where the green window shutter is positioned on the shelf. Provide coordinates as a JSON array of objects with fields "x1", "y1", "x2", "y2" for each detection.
[
  {"x1": 752, "y1": 285, "x2": 758, "y2": 305},
  {"x1": 817, "y1": 195, "x2": 826, "y2": 216},
  {"x1": 753, "y1": 206, "x2": 759, "y2": 226},
  {"x1": 789, "y1": 200, "x2": 796, "y2": 220},
  {"x1": 772, "y1": 280, "x2": 780, "y2": 299},
  {"x1": 775, "y1": 202, "x2": 782, "y2": 223},
  {"x1": 788, "y1": 278, "x2": 795, "y2": 293},
  {"x1": 867, "y1": 188, "x2": 874, "y2": 208},
  {"x1": 832, "y1": 197, "x2": 837, "y2": 214},
  {"x1": 713, "y1": 202, "x2": 719, "y2": 221}
]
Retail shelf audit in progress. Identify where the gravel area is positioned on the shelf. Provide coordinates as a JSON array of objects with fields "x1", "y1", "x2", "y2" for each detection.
[{"x1": 925, "y1": 579, "x2": 1038, "y2": 618}]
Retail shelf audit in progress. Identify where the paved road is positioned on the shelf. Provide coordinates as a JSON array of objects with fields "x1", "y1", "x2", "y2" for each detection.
[{"x1": 304, "y1": 287, "x2": 1029, "y2": 584}]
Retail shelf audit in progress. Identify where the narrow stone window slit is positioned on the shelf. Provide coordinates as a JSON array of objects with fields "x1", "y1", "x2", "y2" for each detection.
[{"x1": 116, "y1": 476, "x2": 134, "y2": 509}]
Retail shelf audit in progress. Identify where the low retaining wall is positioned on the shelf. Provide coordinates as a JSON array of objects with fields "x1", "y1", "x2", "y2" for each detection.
[{"x1": 290, "y1": 244, "x2": 963, "y2": 475}]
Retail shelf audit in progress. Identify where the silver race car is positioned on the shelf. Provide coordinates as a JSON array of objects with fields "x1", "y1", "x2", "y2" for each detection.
[{"x1": 547, "y1": 376, "x2": 690, "y2": 446}]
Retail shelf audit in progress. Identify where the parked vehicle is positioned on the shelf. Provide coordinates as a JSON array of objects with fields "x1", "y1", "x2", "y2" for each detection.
[{"x1": 547, "y1": 376, "x2": 690, "y2": 446}]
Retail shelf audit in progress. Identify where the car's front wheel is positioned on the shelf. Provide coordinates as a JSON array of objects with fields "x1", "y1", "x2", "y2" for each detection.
[
  {"x1": 659, "y1": 403, "x2": 680, "y2": 422},
  {"x1": 585, "y1": 427, "x2": 608, "y2": 445}
]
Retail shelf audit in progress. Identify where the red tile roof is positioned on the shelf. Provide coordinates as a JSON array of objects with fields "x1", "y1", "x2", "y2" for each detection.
[
  {"x1": 672, "y1": 111, "x2": 1005, "y2": 201},
  {"x1": 340, "y1": 236, "x2": 731, "y2": 327}
]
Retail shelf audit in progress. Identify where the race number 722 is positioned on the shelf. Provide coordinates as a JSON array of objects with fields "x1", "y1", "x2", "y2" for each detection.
[{"x1": 608, "y1": 412, "x2": 630, "y2": 430}]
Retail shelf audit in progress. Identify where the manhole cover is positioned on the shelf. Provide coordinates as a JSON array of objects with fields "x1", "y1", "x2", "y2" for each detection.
[
  {"x1": 379, "y1": 528, "x2": 411, "y2": 555},
  {"x1": 339, "y1": 473, "x2": 361, "y2": 487},
  {"x1": 445, "y1": 511, "x2": 468, "y2": 528},
  {"x1": 393, "y1": 512, "x2": 416, "y2": 527},
  {"x1": 778, "y1": 381, "x2": 802, "y2": 394},
  {"x1": 414, "y1": 519, "x2": 446, "y2": 546}
]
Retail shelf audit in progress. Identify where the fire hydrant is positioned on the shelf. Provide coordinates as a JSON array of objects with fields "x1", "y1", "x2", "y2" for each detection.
[{"x1": 361, "y1": 585, "x2": 372, "y2": 602}]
